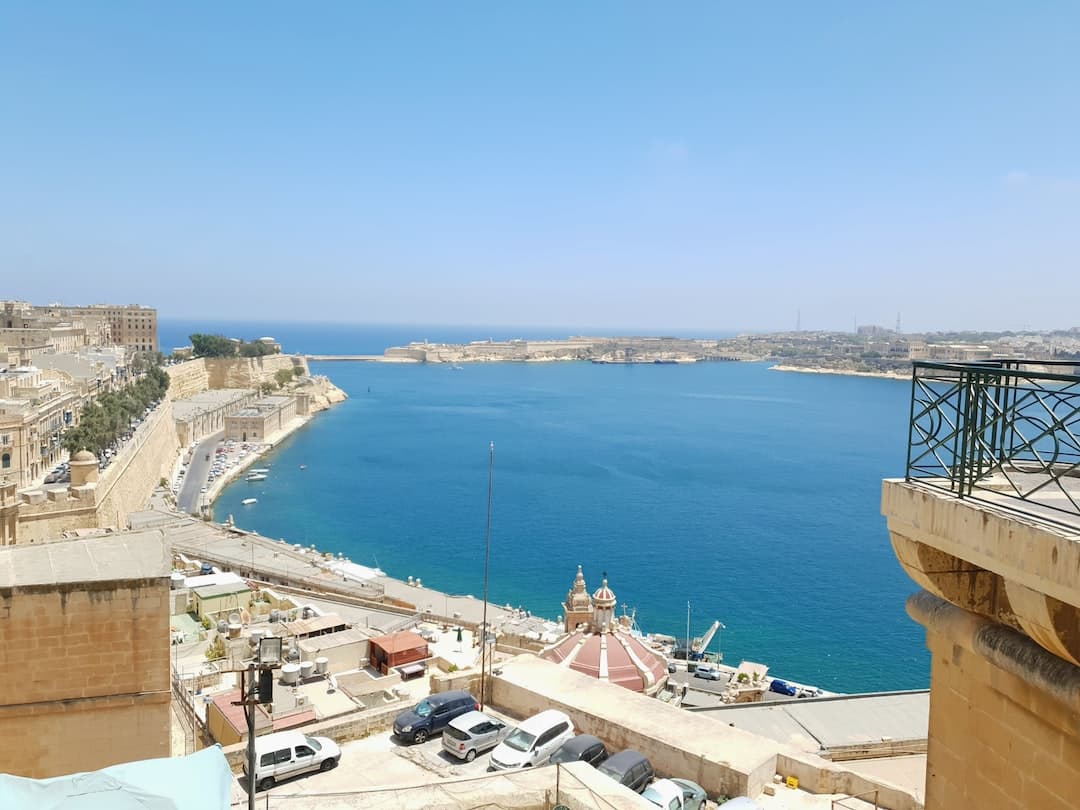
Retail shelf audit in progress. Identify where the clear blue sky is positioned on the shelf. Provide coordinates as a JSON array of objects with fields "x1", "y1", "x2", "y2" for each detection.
[{"x1": 1, "y1": 2, "x2": 1077, "y2": 333}]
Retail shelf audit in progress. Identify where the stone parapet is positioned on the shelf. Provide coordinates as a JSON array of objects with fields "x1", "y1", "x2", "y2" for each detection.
[{"x1": 882, "y1": 478, "x2": 1080, "y2": 666}]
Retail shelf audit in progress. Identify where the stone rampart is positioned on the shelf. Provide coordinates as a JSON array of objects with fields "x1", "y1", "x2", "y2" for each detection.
[
  {"x1": 205, "y1": 355, "x2": 308, "y2": 389},
  {"x1": 166, "y1": 359, "x2": 211, "y2": 400},
  {"x1": 16, "y1": 400, "x2": 180, "y2": 543}
]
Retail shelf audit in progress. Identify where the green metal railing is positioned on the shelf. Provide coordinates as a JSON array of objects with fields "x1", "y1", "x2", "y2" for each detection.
[{"x1": 906, "y1": 359, "x2": 1080, "y2": 523}]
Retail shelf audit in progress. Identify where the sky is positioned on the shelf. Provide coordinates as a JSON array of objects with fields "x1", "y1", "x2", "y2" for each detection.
[{"x1": 1, "y1": 2, "x2": 1077, "y2": 333}]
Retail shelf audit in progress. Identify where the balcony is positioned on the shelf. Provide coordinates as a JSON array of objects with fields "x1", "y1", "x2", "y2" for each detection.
[{"x1": 883, "y1": 359, "x2": 1080, "y2": 667}]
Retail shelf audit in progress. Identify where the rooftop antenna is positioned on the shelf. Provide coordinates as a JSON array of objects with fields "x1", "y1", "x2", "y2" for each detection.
[{"x1": 895, "y1": 312, "x2": 902, "y2": 334}]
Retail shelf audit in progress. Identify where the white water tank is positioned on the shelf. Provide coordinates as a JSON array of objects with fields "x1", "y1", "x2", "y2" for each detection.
[
  {"x1": 299, "y1": 661, "x2": 315, "y2": 680},
  {"x1": 250, "y1": 628, "x2": 266, "y2": 648},
  {"x1": 314, "y1": 657, "x2": 329, "y2": 675},
  {"x1": 170, "y1": 572, "x2": 185, "y2": 590},
  {"x1": 281, "y1": 663, "x2": 300, "y2": 685}
]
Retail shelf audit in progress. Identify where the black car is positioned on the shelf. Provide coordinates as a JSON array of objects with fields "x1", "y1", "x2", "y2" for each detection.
[
  {"x1": 550, "y1": 734, "x2": 609, "y2": 767},
  {"x1": 597, "y1": 750, "x2": 655, "y2": 793},
  {"x1": 392, "y1": 690, "x2": 478, "y2": 744}
]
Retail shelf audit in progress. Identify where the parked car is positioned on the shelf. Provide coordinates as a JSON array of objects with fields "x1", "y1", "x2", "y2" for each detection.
[
  {"x1": 393, "y1": 690, "x2": 478, "y2": 744},
  {"x1": 768, "y1": 678, "x2": 798, "y2": 696},
  {"x1": 597, "y1": 750, "x2": 655, "y2": 793},
  {"x1": 244, "y1": 730, "x2": 340, "y2": 792},
  {"x1": 489, "y1": 709, "x2": 575, "y2": 771},
  {"x1": 643, "y1": 778, "x2": 708, "y2": 810},
  {"x1": 693, "y1": 665, "x2": 724, "y2": 681},
  {"x1": 549, "y1": 734, "x2": 608, "y2": 767},
  {"x1": 441, "y1": 710, "x2": 511, "y2": 762}
]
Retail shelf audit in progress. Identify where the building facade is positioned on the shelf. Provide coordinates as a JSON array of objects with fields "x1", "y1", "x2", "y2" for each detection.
[
  {"x1": 0, "y1": 366, "x2": 79, "y2": 488},
  {"x1": 0, "y1": 531, "x2": 171, "y2": 777},
  {"x1": 224, "y1": 395, "x2": 297, "y2": 443}
]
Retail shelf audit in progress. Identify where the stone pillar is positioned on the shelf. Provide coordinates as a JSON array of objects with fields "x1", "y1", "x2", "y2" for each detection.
[{"x1": 883, "y1": 479, "x2": 1080, "y2": 810}]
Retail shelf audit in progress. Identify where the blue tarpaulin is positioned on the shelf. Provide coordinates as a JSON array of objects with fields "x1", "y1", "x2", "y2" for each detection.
[{"x1": 0, "y1": 746, "x2": 234, "y2": 810}]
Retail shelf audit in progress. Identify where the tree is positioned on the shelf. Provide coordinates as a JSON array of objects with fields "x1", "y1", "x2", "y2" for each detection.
[
  {"x1": 292, "y1": 366, "x2": 304, "y2": 378},
  {"x1": 274, "y1": 368, "x2": 294, "y2": 388},
  {"x1": 190, "y1": 333, "x2": 237, "y2": 358}
]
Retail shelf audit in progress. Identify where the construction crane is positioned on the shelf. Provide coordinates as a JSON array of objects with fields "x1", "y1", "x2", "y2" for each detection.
[{"x1": 690, "y1": 620, "x2": 721, "y2": 661}]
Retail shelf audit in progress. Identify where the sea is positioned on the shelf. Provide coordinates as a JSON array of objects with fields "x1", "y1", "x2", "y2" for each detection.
[{"x1": 161, "y1": 319, "x2": 929, "y2": 694}]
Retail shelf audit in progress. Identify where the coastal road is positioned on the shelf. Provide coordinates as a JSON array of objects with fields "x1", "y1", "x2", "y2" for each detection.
[{"x1": 177, "y1": 431, "x2": 223, "y2": 514}]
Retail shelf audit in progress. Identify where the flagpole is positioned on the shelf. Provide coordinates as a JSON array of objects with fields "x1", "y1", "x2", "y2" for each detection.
[{"x1": 480, "y1": 441, "x2": 494, "y2": 711}]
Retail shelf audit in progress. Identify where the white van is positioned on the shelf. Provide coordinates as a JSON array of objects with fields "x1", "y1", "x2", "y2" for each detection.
[
  {"x1": 245, "y1": 730, "x2": 341, "y2": 791},
  {"x1": 488, "y1": 709, "x2": 574, "y2": 771}
]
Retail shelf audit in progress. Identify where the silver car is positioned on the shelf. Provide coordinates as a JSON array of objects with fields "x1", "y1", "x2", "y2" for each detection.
[{"x1": 441, "y1": 711, "x2": 511, "y2": 762}]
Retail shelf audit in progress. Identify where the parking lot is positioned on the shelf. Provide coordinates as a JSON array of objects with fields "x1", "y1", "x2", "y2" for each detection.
[{"x1": 236, "y1": 720, "x2": 513, "y2": 801}]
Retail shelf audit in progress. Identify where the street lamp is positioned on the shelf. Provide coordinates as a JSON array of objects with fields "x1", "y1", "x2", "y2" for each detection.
[
  {"x1": 238, "y1": 636, "x2": 282, "y2": 809},
  {"x1": 717, "y1": 621, "x2": 726, "y2": 664}
]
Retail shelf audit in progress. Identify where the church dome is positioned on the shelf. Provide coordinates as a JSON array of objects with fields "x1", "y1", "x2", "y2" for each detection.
[
  {"x1": 541, "y1": 627, "x2": 670, "y2": 695},
  {"x1": 592, "y1": 578, "x2": 617, "y2": 609}
]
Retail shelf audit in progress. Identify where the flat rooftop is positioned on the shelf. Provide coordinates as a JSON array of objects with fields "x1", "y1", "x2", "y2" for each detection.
[
  {"x1": 172, "y1": 389, "x2": 255, "y2": 420},
  {"x1": 692, "y1": 690, "x2": 930, "y2": 757},
  {"x1": 0, "y1": 529, "x2": 170, "y2": 588}
]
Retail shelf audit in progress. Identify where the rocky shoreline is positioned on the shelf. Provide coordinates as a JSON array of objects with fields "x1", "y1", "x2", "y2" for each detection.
[{"x1": 769, "y1": 364, "x2": 910, "y2": 381}]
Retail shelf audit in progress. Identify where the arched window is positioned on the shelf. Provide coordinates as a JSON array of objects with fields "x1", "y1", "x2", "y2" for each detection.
[{"x1": 1, "y1": 453, "x2": 10, "y2": 469}]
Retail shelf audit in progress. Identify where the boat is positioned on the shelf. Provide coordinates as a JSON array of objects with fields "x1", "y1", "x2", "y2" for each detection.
[
  {"x1": 250, "y1": 468, "x2": 270, "y2": 474},
  {"x1": 299, "y1": 464, "x2": 307, "y2": 470},
  {"x1": 246, "y1": 473, "x2": 267, "y2": 482},
  {"x1": 241, "y1": 498, "x2": 257, "y2": 505}
]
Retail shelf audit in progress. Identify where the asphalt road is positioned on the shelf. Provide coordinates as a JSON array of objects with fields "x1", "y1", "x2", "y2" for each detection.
[{"x1": 177, "y1": 430, "x2": 223, "y2": 514}]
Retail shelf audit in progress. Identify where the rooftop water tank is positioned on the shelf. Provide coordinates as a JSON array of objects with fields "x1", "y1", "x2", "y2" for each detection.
[
  {"x1": 314, "y1": 657, "x2": 329, "y2": 675},
  {"x1": 250, "y1": 628, "x2": 266, "y2": 648},
  {"x1": 228, "y1": 623, "x2": 243, "y2": 639},
  {"x1": 280, "y1": 663, "x2": 300, "y2": 685},
  {"x1": 170, "y1": 572, "x2": 185, "y2": 590},
  {"x1": 299, "y1": 661, "x2": 315, "y2": 680}
]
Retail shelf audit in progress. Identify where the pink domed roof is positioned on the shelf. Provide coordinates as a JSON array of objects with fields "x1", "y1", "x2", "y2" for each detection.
[{"x1": 540, "y1": 628, "x2": 669, "y2": 695}]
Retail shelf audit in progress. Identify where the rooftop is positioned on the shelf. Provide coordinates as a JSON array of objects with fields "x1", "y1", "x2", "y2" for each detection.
[{"x1": 0, "y1": 529, "x2": 170, "y2": 589}]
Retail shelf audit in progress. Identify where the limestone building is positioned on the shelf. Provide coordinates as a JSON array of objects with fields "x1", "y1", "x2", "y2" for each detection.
[
  {"x1": 541, "y1": 566, "x2": 669, "y2": 696},
  {"x1": 0, "y1": 530, "x2": 172, "y2": 777},
  {"x1": 882, "y1": 359, "x2": 1080, "y2": 809},
  {"x1": 0, "y1": 366, "x2": 79, "y2": 488},
  {"x1": 224, "y1": 395, "x2": 296, "y2": 443}
]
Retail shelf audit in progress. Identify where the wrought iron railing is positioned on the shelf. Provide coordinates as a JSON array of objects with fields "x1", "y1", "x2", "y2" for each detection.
[{"x1": 906, "y1": 360, "x2": 1080, "y2": 523}]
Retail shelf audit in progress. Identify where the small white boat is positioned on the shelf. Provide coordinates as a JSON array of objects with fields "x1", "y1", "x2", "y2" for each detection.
[
  {"x1": 299, "y1": 464, "x2": 307, "y2": 470},
  {"x1": 246, "y1": 473, "x2": 267, "y2": 482},
  {"x1": 250, "y1": 468, "x2": 270, "y2": 474},
  {"x1": 241, "y1": 498, "x2": 257, "y2": 506}
]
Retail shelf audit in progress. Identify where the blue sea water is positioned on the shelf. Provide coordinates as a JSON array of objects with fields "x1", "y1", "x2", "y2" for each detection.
[{"x1": 191, "y1": 320, "x2": 928, "y2": 695}]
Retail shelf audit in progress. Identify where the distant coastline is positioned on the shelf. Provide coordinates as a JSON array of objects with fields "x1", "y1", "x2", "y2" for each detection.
[{"x1": 769, "y1": 364, "x2": 909, "y2": 381}]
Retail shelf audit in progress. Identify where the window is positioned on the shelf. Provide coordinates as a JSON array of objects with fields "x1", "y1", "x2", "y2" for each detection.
[
  {"x1": 259, "y1": 753, "x2": 275, "y2": 767},
  {"x1": 274, "y1": 748, "x2": 291, "y2": 764},
  {"x1": 1, "y1": 453, "x2": 9, "y2": 469},
  {"x1": 295, "y1": 745, "x2": 315, "y2": 757}
]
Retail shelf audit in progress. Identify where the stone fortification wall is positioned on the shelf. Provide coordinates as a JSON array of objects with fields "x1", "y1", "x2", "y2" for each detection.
[
  {"x1": 16, "y1": 400, "x2": 180, "y2": 543},
  {"x1": 0, "y1": 563, "x2": 171, "y2": 776},
  {"x1": 204, "y1": 354, "x2": 307, "y2": 389},
  {"x1": 166, "y1": 358, "x2": 211, "y2": 400}
]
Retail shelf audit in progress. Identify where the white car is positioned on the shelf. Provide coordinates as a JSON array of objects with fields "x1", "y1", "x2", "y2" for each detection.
[
  {"x1": 489, "y1": 709, "x2": 574, "y2": 771},
  {"x1": 245, "y1": 731, "x2": 341, "y2": 792}
]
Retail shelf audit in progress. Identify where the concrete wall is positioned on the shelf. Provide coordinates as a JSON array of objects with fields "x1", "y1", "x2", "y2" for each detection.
[{"x1": 0, "y1": 576, "x2": 171, "y2": 777}]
